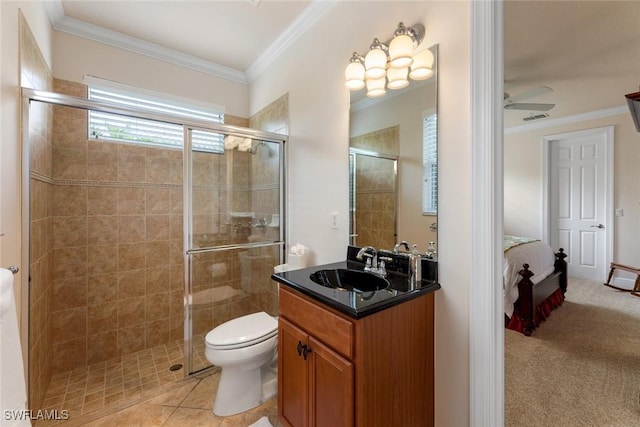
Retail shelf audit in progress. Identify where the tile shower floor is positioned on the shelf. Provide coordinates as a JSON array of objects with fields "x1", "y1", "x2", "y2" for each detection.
[{"x1": 37, "y1": 336, "x2": 279, "y2": 426}]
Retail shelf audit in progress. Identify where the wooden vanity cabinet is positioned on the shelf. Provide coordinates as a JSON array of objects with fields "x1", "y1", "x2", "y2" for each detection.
[{"x1": 278, "y1": 286, "x2": 434, "y2": 427}]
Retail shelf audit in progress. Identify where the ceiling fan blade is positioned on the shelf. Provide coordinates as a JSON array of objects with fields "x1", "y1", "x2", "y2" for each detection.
[
  {"x1": 506, "y1": 86, "x2": 553, "y2": 103},
  {"x1": 504, "y1": 102, "x2": 555, "y2": 111}
]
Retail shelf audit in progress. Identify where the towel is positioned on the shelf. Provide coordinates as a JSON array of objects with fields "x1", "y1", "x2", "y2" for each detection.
[
  {"x1": 224, "y1": 135, "x2": 242, "y2": 150},
  {"x1": 237, "y1": 138, "x2": 253, "y2": 152},
  {"x1": 248, "y1": 416, "x2": 273, "y2": 427},
  {"x1": 0, "y1": 268, "x2": 30, "y2": 426},
  {"x1": 288, "y1": 243, "x2": 308, "y2": 269}
]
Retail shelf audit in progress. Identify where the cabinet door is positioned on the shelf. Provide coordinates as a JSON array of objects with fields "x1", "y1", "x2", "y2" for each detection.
[
  {"x1": 309, "y1": 337, "x2": 354, "y2": 427},
  {"x1": 279, "y1": 318, "x2": 310, "y2": 427}
]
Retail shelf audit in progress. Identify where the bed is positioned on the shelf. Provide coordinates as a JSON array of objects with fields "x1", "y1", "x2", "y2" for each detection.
[{"x1": 503, "y1": 235, "x2": 567, "y2": 336}]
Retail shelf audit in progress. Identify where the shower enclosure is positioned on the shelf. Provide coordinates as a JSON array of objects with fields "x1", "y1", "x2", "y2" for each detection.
[
  {"x1": 21, "y1": 88, "x2": 286, "y2": 411},
  {"x1": 348, "y1": 148, "x2": 398, "y2": 251}
]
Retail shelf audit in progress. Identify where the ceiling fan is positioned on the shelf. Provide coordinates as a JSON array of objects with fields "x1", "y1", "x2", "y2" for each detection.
[{"x1": 504, "y1": 86, "x2": 555, "y2": 111}]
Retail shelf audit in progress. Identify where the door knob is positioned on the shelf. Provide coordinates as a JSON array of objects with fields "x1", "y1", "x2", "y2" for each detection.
[{"x1": 590, "y1": 224, "x2": 604, "y2": 229}]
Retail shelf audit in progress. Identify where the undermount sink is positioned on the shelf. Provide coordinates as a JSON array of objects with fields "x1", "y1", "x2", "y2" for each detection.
[{"x1": 309, "y1": 268, "x2": 389, "y2": 292}]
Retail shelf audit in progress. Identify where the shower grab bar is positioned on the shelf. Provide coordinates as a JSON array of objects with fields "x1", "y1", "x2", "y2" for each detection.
[
  {"x1": 5, "y1": 266, "x2": 19, "y2": 275},
  {"x1": 185, "y1": 241, "x2": 284, "y2": 255}
]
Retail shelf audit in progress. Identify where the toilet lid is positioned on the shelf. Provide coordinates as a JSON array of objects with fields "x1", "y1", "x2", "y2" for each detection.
[{"x1": 206, "y1": 312, "x2": 277, "y2": 348}]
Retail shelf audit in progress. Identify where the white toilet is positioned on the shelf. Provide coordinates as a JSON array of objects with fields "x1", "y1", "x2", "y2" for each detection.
[{"x1": 204, "y1": 311, "x2": 278, "y2": 416}]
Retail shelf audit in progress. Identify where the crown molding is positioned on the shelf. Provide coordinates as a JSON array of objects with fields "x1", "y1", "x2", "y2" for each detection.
[
  {"x1": 505, "y1": 105, "x2": 628, "y2": 135},
  {"x1": 45, "y1": 0, "x2": 335, "y2": 86},
  {"x1": 245, "y1": 0, "x2": 336, "y2": 82},
  {"x1": 46, "y1": 8, "x2": 247, "y2": 84}
]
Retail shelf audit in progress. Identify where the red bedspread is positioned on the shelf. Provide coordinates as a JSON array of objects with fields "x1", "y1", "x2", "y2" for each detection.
[{"x1": 506, "y1": 287, "x2": 564, "y2": 333}]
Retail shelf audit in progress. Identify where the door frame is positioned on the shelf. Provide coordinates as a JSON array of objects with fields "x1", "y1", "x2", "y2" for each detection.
[{"x1": 541, "y1": 126, "x2": 614, "y2": 281}]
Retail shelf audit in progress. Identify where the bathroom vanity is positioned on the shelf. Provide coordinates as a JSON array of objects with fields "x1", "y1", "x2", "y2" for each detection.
[{"x1": 272, "y1": 247, "x2": 440, "y2": 427}]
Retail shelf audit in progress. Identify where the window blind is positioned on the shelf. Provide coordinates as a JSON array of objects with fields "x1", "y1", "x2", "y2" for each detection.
[
  {"x1": 88, "y1": 86, "x2": 225, "y2": 153},
  {"x1": 422, "y1": 113, "x2": 438, "y2": 214}
]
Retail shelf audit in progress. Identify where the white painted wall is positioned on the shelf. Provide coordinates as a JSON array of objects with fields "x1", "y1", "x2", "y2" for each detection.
[
  {"x1": 249, "y1": 2, "x2": 471, "y2": 425},
  {"x1": 505, "y1": 113, "x2": 640, "y2": 272},
  {"x1": 53, "y1": 31, "x2": 250, "y2": 118}
]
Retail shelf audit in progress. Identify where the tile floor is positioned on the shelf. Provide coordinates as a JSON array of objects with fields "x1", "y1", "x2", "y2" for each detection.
[
  {"x1": 77, "y1": 373, "x2": 279, "y2": 427},
  {"x1": 36, "y1": 336, "x2": 279, "y2": 426}
]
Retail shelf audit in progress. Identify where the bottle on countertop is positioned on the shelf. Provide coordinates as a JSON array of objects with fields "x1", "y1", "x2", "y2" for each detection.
[
  {"x1": 409, "y1": 244, "x2": 422, "y2": 288},
  {"x1": 426, "y1": 241, "x2": 437, "y2": 259}
]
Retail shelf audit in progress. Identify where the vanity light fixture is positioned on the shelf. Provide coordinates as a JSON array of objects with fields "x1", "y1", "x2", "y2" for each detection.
[{"x1": 345, "y1": 22, "x2": 433, "y2": 98}]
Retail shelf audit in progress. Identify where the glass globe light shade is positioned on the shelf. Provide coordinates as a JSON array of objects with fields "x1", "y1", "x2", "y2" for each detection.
[
  {"x1": 387, "y1": 67, "x2": 409, "y2": 90},
  {"x1": 366, "y1": 77, "x2": 386, "y2": 98},
  {"x1": 345, "y1": 61, "x2": 365, "y2": 90},
  {"x1": 409, "y1": 49, "x2": 435, "y2": 80},
  {"x1": 389, "y1": 34, "x2": 414, "y2": 69},
  {"x1": 364, "y1": 47, "x2": 387, "y2": 79}
]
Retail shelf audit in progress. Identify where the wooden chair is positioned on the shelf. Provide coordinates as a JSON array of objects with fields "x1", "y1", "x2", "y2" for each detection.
[{"x1": 603, "y1": 262, "x2": 640, "y2": 297}]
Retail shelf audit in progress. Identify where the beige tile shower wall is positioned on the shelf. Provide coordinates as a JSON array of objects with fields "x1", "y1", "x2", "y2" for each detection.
[
  {"x1": 355, "y1": 157, "x2": 396, "y2": 250},
  {"x1": 224, "y1": 114, "x2": 249, "y2": 128},
  {"x1": 49, "y1": 79, "x2": 185, "y2": 372},
  {"x1": 350, "y1": 125, "x2": 400, "y2": 157},
  {"x1": 21, "y1": 12, "x2": 55, "y2": 413}
]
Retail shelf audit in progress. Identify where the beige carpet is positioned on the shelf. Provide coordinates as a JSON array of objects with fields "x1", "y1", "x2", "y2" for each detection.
[{"x1": 505, "y1": 277, "x2": 640, "y2": 427}]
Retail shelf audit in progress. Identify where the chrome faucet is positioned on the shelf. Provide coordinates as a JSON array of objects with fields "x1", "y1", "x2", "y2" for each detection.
[
  {"x1": 356, "y1": 246, "x2": 377, "y2": 268},
  {"x1": 356, "y1": 247, "x2": 390, "y2": 278},
  {"x1": 393, "y1": 241, "x2": 410, "y2": 254}
]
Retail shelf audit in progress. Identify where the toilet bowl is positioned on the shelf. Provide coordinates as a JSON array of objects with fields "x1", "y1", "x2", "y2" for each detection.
[{"x1": 205, "y1": 311, "x2": 278, "y2": 416}]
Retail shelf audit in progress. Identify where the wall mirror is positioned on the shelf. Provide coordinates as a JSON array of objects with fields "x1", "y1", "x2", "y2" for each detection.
[{"x1": 349, "y1": 44, "x2": 438, "y2": 256}]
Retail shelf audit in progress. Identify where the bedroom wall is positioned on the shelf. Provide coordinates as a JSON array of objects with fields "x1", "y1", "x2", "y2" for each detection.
[
  {"x1": 505, "y1": 112, "x2": 640, "y2": 276},
  {"x1": 249, "y1": 2, "x2": 471, "y2": 425}
]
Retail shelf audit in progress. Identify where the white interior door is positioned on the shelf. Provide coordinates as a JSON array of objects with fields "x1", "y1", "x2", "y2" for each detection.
[{"x1": 547, "y1": 127, "x2": 613, "y2": 281}]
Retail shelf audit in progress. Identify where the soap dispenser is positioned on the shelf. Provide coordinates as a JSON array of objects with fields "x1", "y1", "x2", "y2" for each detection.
[{"x1": 409, "y1": 244, "x2": 422, "y2": 288}]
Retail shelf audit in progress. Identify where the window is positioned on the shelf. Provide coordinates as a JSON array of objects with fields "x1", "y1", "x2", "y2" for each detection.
[
  {"x1": 87, "y1": 78, "x2": 225, "y2": 153},
  {"x1": 422, "y1": 112, "x2": 438, "y2": 214}
]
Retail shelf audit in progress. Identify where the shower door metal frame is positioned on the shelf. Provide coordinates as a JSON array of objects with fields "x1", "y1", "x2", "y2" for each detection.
[{"x1": 20, "y1": 88, "x2": 287, "y2": 384}]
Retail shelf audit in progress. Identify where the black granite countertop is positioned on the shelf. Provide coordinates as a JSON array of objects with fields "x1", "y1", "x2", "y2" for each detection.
[{"x1": 272, "y1": 258, "x2": 440, "y2": 319}]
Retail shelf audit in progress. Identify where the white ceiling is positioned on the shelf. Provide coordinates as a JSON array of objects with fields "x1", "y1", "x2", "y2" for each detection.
[
  {"x1": 48, "y1": 1, "x2": 640, "y2": 127},
  {"x1": 504, "y1": 1, "x2": 640, "y2": 128}
]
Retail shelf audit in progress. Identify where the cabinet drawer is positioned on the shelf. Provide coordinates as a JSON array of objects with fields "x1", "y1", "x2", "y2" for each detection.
[{"x1": 279, "y1": 287, "x2": 354, "y2": 359}]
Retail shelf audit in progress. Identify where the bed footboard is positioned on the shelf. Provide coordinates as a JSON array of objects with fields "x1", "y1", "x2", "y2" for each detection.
[
  {"x1": 554, "y1": 248, "x2": 568, "y2": 293},
  {"x1": 514, "y1": 248, "x2": 567, "y2": 336}
]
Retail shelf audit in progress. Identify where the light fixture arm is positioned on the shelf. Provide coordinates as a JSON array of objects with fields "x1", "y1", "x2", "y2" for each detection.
[
  {"x1": 368, "y1": 38, "x2": 389, "y2": 54},
  {"x1": 392, "y1": 22, "x2": 425, "y2": 48},
  {"x1": 349, "y1": 52, "x2": 365, "y2": 64}
]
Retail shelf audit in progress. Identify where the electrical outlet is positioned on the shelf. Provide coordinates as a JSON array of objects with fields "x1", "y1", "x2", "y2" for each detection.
[{"x1": 331, "y1": 212, "x2": 339, "y2": 229}]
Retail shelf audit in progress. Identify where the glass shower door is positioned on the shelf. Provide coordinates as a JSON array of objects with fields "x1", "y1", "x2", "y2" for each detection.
[
  {"x1": 348, "y1": 149, "x2": 398, "y2": 251},
  {"x1": 183, "y1": 127, "x2": 285, "y2": 374}
]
